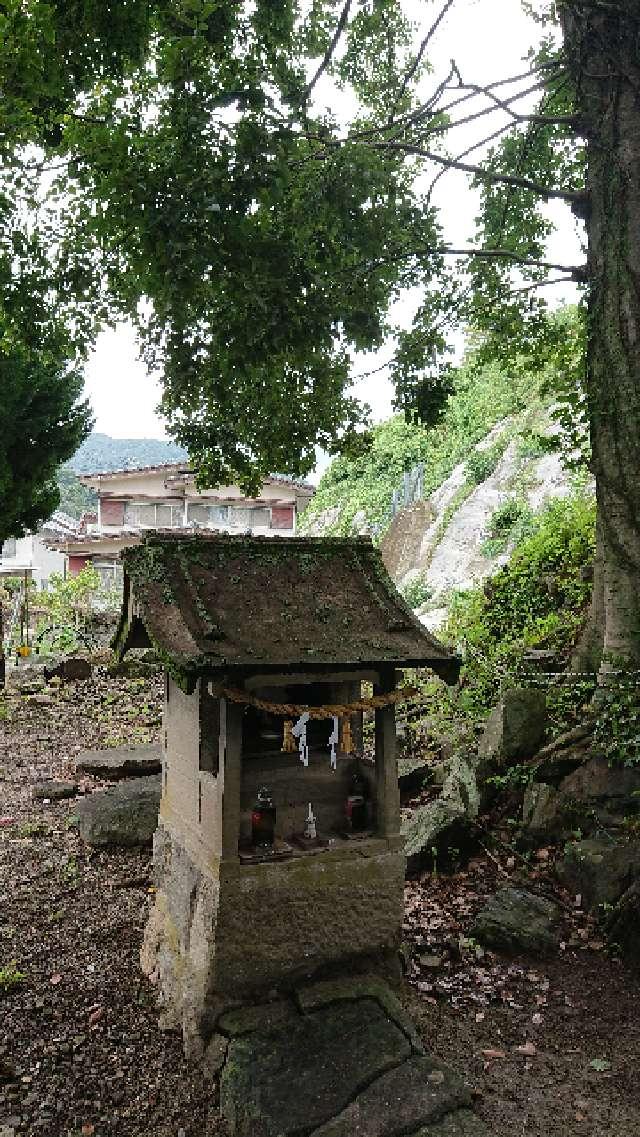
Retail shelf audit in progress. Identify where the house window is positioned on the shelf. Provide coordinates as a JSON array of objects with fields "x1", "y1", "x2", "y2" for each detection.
[
  {"x1": 1, "y1": 539, "x2": 16, "y2": 558},
  {"x1": 228, "y1": 506, "x2": 271, "y2": 529},
  {"x1": 186, "y1": 503, "x2": 230, "y2": 527},
  {"x1": 124, "y1": 502, "x2": 181, "y2": 528},
  {"x1": 271, "y1": 506, "x2": 294, "y2": 530},
  {"x1": 187, "y1": 503, "x2": 209, "y2": 526}
]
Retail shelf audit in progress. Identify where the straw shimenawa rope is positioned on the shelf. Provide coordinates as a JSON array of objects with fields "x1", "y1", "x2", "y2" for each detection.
[{"x1": 208, "y1": 684, "x2": 420, "y2": 719}]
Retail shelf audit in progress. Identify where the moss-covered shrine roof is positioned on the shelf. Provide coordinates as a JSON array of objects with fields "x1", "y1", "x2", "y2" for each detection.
[{"x1": 113, "y1": 533, "x2": 460, "y2": 683}]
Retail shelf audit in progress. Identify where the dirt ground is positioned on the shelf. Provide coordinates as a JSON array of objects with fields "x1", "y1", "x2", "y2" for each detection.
[{"x1": 1, "y1": 670, "x2": 639, "y2": 1137}]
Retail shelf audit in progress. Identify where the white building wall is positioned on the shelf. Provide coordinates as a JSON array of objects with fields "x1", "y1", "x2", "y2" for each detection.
[{"x1": 0, "y1": 534, "x2": 67, "y2": 589}]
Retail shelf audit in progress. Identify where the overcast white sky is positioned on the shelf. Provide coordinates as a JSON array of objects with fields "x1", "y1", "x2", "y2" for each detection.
[{"x1": 83, "y1": 0, "x2": 581, "y2": 452}]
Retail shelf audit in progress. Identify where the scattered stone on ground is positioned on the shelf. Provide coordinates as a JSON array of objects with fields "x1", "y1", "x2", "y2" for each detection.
[
  {"x1": 560, "y1": 754, "x2": 640, "y2": 818},
  {"x1": 43, "y1": 656, "x2": 93, "y2": 682},
  {"x1": 522, "y1": 782, "x2": 574, "y2": 840},
  {"x1": 470, "y1": 888, "x2": 562, "y2": 956},
  {"x1": 74, "y1": 776, "x2": 161, "y2": 847},
  {"x1": 557, "y1": 838, "x2": 640, "y2": 912},
  {"x1": 31, "y1": 778, "x2": 78, "y2": 801},
  {"x1": 478, "y1": 689, "x2": 547, "y2": 763},
  {"x1": 75, "y1": 742, "x2": 163, "y2": 780}
]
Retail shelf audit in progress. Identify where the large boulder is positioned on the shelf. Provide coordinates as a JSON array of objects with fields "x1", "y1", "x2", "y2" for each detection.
[
  {"x1": 470, "y1": 887, "x2": 562, "y2": 956},
  {"x1": 522, "y1": 782, "x2": 577, "y2": 841},
  {"x1": 75, "y1": 743, "x2": 162, "y2": 780},
  {"x1": 478, "y1": 689, "x2": 547, "y2": 763},
  {"x1": 74, "y1": 776, "x2": 161, "y2": 847},
  {"x1": 606, "y1": 881, "x2": 640, "y2": 964},
  {"x1": 556, "y1": 838, "x2": 640, "y2": 911},
  {"x1": 559, "y1": 755, "x2": 640, "y2": 819},
  {"x1": 402, "y1": 756, "x2": 480, "y2": 872}
]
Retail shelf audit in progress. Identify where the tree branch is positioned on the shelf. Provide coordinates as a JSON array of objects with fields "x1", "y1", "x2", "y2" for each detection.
[
  {"x1": 299, "y1": 0, "x2": 353, "y2": 106},
  {"x1": 438, "y1": 246, "x2": 585, "y2": 277},
  {"x1": 391, "y1": 0, "x2": 457, "y2": 115},
  {"x1": 446, "y1": 79, "x2": 578, "y2": 128},
  {"x1": 370, "y1": 141, "x2": 583, "y2": 203}
]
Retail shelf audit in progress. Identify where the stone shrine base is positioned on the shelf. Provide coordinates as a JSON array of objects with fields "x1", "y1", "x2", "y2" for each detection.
[{"x1": 210, "y1": 976, "x2": 491, "y2": 1137}]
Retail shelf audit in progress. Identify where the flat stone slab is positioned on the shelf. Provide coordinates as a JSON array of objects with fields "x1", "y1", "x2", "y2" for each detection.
[
  {"x1": 220, "y1": 998, "x2": 412, "y2": 1137},
  {"x1": 74, "y1": 776, "x2": 161, "y2": 847},
  {"x1": 32, "y1": 779, "x2": 78, "y2": 801},
  {"x1": 218, "y1": 1000, "x2": 296, "y2": 1037},
  {"x1": 295, "y1": 976, "x2": 424, "y2": 1053},
  {"x1": 74, "y1": 743, "x2": 162, "y2": 780},
  {"x1": 309, "y1": 1055, "x2": 471, "y2": 1137}
]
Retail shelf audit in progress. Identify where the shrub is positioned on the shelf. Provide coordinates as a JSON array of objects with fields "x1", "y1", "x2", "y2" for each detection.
[
  {"x1": 401, "y1": 575, "x2": 433, "y2": 609},
  {"x1": 444, "y1": 492, "x2": 596, "y2": 717}
]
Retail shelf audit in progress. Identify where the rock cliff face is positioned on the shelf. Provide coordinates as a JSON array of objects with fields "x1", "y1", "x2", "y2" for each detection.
[{"x1": 380, "y1": 413, "x2": 578, "y2": 628}]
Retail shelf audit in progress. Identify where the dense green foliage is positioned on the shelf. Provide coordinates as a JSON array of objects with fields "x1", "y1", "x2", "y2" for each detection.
[
  {"x1": 0, "y1": 344, "x2": 92, "y2": 543},
  {"x1": 55, "y1": 467, "x2": 96, "y2": 519},
  {"x1": 445, "y1": 493, "x2": 596, "y2": 718},
  {"x1": 1, "y1": 0, "x2": 451, "y2": 492},
  {"x1": 302, "y1": 357, "x2": 539, "y2": 535},
  {"x1": 67, "y1": 432, "x2": 188, "y2": 475}
]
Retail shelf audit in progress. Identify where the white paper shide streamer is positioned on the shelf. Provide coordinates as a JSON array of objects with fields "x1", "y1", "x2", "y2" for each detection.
[{"x1": 292, "y1": 711, "x2": 310, "y2": 767}]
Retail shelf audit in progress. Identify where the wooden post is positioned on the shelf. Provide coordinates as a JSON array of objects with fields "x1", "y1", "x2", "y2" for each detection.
[
  {"x1": 220, "y1": 697, "x2": 243, "y2": 861},
  {"x1": 374, "y1": 666, "x2": 400, "y2": 839}
]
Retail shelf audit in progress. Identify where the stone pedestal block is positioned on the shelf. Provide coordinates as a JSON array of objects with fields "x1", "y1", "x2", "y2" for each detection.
[{"x1": 141, "y1": 820, "x2": 406, "y2": 1045}]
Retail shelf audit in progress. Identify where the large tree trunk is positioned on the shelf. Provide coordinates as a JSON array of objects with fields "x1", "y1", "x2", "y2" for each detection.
[{"x1": 562, "y1": 2, "x2": 640, "y2": 678}]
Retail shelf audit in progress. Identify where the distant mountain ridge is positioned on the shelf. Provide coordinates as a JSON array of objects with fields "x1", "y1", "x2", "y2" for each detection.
[{"x1": 67, "y1": 432, "x2": 188, "y2": 475}]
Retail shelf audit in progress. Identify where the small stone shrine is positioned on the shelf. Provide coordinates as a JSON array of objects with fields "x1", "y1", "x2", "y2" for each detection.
[{"x1": 113, "y1": 533, "x2": 460, "y2": 1050}]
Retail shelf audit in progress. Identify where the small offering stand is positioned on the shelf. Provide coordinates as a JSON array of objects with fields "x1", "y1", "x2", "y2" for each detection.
[{"x1": 113, "y1": 532, "x2": 459, "y2": 1047}]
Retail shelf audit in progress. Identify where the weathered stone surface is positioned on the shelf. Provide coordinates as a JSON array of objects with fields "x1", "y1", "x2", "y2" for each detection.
[
  {"x1": 533, "y1": 724, "x2": 594, "y2": 784},
  {"x1": 220, "y1": 999, "x2": 411, "y2": 1137},
  {"x1": 143, "y1": 823, "x2": 406, "y2": 1045},
  {"x1": 411, "y1": 1109, "x2": 493, "y2": 1136},
  {"x1": 309, "y1": 1055, "x2": 471, "y2": 1137},
  {"x1": 74, "y1": 776, "x2": 161, "y2": 847},
  {"x1": 560, "y1": 755, "x2": 640, "y2": 815},
  {"x1": 218, "y1": 1000, "x2": 296, "y2": 1037},
  {"x1": 213, "y1": 846, "x2": 406, "y2": 996},
  {"x1": 202, "y1": 1032, "x2": 228, "y2": 1076},
  {"x1": 381, "y1": 500, "x2": 436, "y2": 582},
  {"x1": 478, "y1": 689, "x2": 547, "y2": 763},
  {"x1": 43, "y1": 656, "x2": 92, "y2": 682},
  {"x1": 522, "y1": 782, "x2": 576, "y2": 839},
  {"x1": 75, "y1": 743, "x2": 162, "y2": 780},
  {"x1": 470, "y1": 888, "x2": 562, "y2": 955},
  {"x1": 606, "y1": 881, "x2": 640, "y2": 963},
  {"x1": 296, "y1": 976, "x2": 424, "y2": 1053},
  {"x1": 557, "y1": 838, "x2": 640, "y2": 911},
  {"x1": 403, "y1": 756, "x2": 479, "y2": 871},
  {"x1": 32, "y1": 779, "x2": 78, "y2": 801}
]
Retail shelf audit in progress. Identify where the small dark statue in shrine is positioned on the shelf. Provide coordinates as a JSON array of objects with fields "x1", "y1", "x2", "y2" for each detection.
[{"x1": 113, "y1": 533, "x2": 459, "y2": 1048}]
